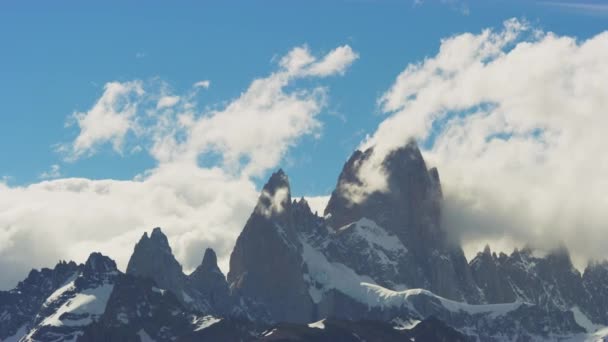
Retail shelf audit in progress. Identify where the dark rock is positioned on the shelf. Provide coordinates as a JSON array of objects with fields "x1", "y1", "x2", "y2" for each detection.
[
  {"x1": 126, "y1": 227, "x2": 187, "y2": 304},
  {"x1": 228, "y1": 169, "x2": 314, "y2": 323}
]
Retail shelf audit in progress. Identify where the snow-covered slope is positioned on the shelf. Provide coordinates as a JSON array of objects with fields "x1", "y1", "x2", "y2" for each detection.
[{"x1": 20, "y1": 253, "x2": 118, "y2": 342}]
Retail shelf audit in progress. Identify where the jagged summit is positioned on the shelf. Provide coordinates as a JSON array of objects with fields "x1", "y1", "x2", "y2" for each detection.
[
  {"x1": 126, "y1": 227, "x2": 185, "y2": 301},
  {"x1": 253, "y1": 169, "x2": 292, "y2": 221},
  {"x1": 83, "y1": 252, "x2": 117, "y2": 275},
  {"x1": 200, "y1": 247, "x2": 219, "y2": 271},
  {"x1": 324, "y1": 141, "x2": 442, "y2": 241}
]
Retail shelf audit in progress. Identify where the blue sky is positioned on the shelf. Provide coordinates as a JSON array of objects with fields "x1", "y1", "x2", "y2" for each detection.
[{"x1": 2, "y1": 0, "x2": 606, "y2": 196}]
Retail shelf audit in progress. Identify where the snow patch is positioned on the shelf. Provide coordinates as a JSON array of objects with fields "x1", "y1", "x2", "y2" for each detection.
[
  {"x1": 137, "y1": 329, "x2": 156, "y2": 342},
  {"x1": 338, "y1": 218, "x2": 407, "y2": 254},
  {"x1": 182, "y1": 290, "x2": 193, "y2": 303},
  {"x1": 392, "y1": 318, "x2": 420, "y2": 330},
  {"x1": 362, "y1": 283, "x2": 522, "y2": 317},
  {"x1": 308, "y1": 319, "x2": 326, "y2": 329},
  {"x1": 193, "y1": 315, "x2": 222, "y2": 331},
  {"x1": 571, "y1": 306, "x2": 602, "y2": 333},
  {"x1": 41, "y1": 283, "x2": 114, "y2": 327},
  {"x1": 43, "y1": 274, "x2": 78, "y2": 306},
  {"x1": 301, "y1": 238, "x2": 377, "y2": 304},
  {"x1": 263, "y1": 328, "x2": 277, "y2": 337},
  {"x1": 151, "y1": 287, "x2": 165, "y2": 295}
]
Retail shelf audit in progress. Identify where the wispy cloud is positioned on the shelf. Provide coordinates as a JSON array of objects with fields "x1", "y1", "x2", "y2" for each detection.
[
  {"x1": 413, "y1": 0, "x2": 471, "y2": 16},
  {"x1": 540, "y1": 1, "x2": 608, "y2": 15},
  {"x1": 39, "y1": 164, "x2": 61, "y2": 180},
  {"x1": 194, "y1": 80, "x2": 211, "y2": 89}
]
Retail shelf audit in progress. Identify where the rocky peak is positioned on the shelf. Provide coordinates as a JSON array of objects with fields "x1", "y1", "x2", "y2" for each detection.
[
  {"x1": 83, "y1": 252, "x2": 118, "y2": 276},
  {"x1": 200, "y1": 248, "x2": 219, "y2": 272},
  {"x1": 188, "y1": 248, "x2": 231, "y2": 314},
  {"x1": 126, "y1": 227, "x2": 185, "y2": 299},
  {"x1": 228, "y1": 169, "x2": 313, "y2": 323},
  {"x1": 324, "y1": 139, "x2": 443, "y2": 245},
  {"x1": 483, "y1": 244, "x2": 492, "y2": 256},
  {"x1": 254, "y1": 169, "x2": 292, "y2": 222}
]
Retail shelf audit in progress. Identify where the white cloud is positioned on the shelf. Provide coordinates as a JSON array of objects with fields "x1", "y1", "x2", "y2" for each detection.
[
  {"x1": 0, "y1": 45, "x2": 357, "y2": 290},
  {"x1": 260, "y1": 187, "x2": 290, "y2": 217},
  {"x1": 62, "y1": 81, "x2": 145, "y2": 160},
  {"x1": 39, "y1": 164, "x2": 61, "y2": 180},
  {"x1": 302, "y1": 195, "x2": 330, "y2": 216},
  {"x1": 541, "y1": 2, "x2": 608, "y2": 16},
  {"x1": 156, "y1": 95, "x2": 181, "y2": 109},
  {"x1": 193, "y1": 80, "x2": 211, "y2": 89},
  {"x1": 278, "y1": 45, "x2": 359, "y2": 78},
  {"x1": 150, "y1": 44, "x2": 358, "y2": 177},
  {"x1": 365, "y1": 18, "x2": 608, "y2": 265},
  {"x1": 0, "y1": 166, "x2": 257, "y2": 290},
  {"x1": 305, "y1": 45, "x2": 359, "y2": 77}
]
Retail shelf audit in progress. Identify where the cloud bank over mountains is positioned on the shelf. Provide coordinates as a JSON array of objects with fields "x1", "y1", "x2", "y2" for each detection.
[
  {"x1": 363, "y1": 18, "x2": 608, "y2": 264},
  {"x1": 1, "y1": 18, "x2": 608, "y2": 290},
  {"x1": 0, "y1": 45, "x2": 358, "y2": 289}
]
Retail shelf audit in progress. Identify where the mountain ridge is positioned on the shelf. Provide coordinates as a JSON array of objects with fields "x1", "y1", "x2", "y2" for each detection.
[{"x1": 2, "y1": 141, "x2": 608, "y2": 341}]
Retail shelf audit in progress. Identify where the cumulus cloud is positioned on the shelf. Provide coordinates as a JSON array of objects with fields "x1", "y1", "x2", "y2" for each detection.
[
  {"x1": 61, "y1": 81, "x2": 145, "y2": 160},
  {"x1": 365, "y1": 18, "x2": 608, "y2": 265},
  {"x1": 0, "y1": 45, "x2": 357, "y2": 290},
  {"x1": 302, "y1": 195, "x2": 330, "y2": 216}
]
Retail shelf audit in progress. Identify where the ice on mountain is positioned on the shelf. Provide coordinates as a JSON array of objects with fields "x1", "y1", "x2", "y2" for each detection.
[{"x1": 308, "y1": 319, "x2": 326, "y2": 329}]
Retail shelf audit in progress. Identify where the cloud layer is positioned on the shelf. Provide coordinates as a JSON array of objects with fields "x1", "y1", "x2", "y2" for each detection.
[
  {"x1": 0, "y1": 45, "x2": 357, "y2": 290},
  {"x1": 366, "y1": 18, "x2": 608, "y2": 265}
]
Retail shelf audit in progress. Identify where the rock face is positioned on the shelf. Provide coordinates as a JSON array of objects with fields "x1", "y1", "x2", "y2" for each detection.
[
  {"x1": 582, "y1": 261, "x2": 608, "y2": 323},
  {"x1": 21, "y1": 253, "x2": 118, "y2": 342},
  {"x1": 126, "y1": 227, "x2": 186, "y2": 301},
  {"x1": 126, "y1": 227, "x2": 231, "y2": 315},
  {"x1": 228, "y1": 169, "x2": 314, "y2": 323},
  {"x1": 324, "y1": 140, "x2": 480, "y2": 303},
  {"x1": 189, "y1": 248, "x2": 231, "y2": 314},
  {"x1": 79, "y1": 274, "x2": 192, "y2": 342},
  {"x1": 469, "y1": 245, "x2": 603, "y2": 325},
  {"x1": 0, "y1": 260, "x2": 81, "y2": 341}
]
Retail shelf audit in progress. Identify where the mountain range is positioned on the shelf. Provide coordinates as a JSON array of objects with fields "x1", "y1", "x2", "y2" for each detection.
[{"x1": 2, "y1": 140, "x2": 608, "y2": 341}]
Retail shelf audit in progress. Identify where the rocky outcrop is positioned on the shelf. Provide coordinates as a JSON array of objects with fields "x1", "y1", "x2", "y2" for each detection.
[
  {"x1": 228, "y1": 169, "x2": 314, "y2": 323},
  {"x1": 470, "y1": 246, "x2": 516, "y2": 303},
  {"x1": 324, "y1": 140, "x2": 480, "y2": 303},
  {"x1": 126, "y1": 227, "x2": 187, "y2": 302},
  {"x1": 79, "y1": 274, "x2": 192, "y2": 342},
  {"x1": 583, "y1": 261, "x2": 608, "y2": 323},
  {"x1": 188, "y1": 248, "x2": 231, "y2": 314},
  {"x1": 0, "y1": 260, "x2": 81, "y2": 340},
  {"x1": 22, "y1": 253, "x2": 118, "y2": 342}
]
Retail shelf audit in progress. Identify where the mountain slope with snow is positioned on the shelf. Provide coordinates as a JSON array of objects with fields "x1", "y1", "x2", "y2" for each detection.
[{"x1": 2, "y1": 141, "x2": 608, "y2": 341}]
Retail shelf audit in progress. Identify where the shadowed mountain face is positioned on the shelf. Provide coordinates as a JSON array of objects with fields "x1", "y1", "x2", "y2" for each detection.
[
  {"x1": 323, "y1": 140, "x2": 480, "y2": 303},
  {"x1": 126, "y1": 227, "x2": 186, "y2": 300},
  {"x1": 228, "y1": 169, "x2": 315, "y2": 323},
  {"x1": 3, "y1": 141, "x2": 608, "y2": 341}
]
